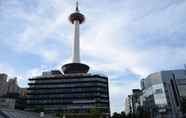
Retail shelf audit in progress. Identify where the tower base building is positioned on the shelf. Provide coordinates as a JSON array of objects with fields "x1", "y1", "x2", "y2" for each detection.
[{"x1": 27, "y1": 71, "x2": 110, "y2": 118}]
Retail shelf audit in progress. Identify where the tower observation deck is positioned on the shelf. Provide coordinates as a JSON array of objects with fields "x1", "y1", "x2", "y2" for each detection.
[{"x1": 62, "y1": 1, "x2": 89, "y2": 74}]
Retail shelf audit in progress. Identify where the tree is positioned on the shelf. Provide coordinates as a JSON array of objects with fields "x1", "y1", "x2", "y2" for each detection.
[
  {"x1": 89, "y1": 107, "x2": 102, "y2": 118},
  {"x1": 55, "y1": 112, "x2": 64, "y2": 118},
  {"x1": 112, "y1": 111, "x2": 128, "y2": 118},
  {"x1": 111, "y1": 111, "x2": 139, "y2": 118},
  {"x1": 112, "y1": 112, "x2": 121, "y2": 118},
  {"x1": 120, "y1": 112, "x2": 126, "y2": 118},
  {"x1": 126, "y1": 112, "x2": 136, "y2": 118}
]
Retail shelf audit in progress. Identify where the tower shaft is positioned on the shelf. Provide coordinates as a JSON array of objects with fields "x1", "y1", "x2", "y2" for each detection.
[{"x1": 72, "y1": 20, "x2": 80, "y2": 63}]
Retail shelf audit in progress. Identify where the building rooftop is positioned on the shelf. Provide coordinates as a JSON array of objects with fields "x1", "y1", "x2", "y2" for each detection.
[{"x1": 29, "y1": 72, "x2": 108, "y2": 80}]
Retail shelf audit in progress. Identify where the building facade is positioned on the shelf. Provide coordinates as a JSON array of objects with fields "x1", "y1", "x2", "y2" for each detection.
[
  {"x1": 0, "y1": 73, "x2": 21, "y2": 109},
  {"x1": 0, "y1": 98, "x2": 16, "y2": 109},
  {"x1": 124, "y1": 89, "x2": 142, "y2": 115},
  {"x1": 0, "y1": 73, "x2": 8, "y2": 97},
  {"x1": 0, "y1": 74, "x2": 20, "y2": 97},
  {"x1": 125, "y1": 95, "x2": 133, "y2": 115},
  {"x1": 141, "y1": 69, "x2": 186, "y2": 118},
  {"x1": 7, "y1": 78, "x2": 20, "y2": 95},
  {"x1": 27, "y1": 71, "x2": 110, "y2": 117}
]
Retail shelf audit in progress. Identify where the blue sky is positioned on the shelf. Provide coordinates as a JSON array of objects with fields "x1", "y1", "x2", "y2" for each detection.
[{"x1": 0, "y1": 0, "x2": 186, "y2": 113}]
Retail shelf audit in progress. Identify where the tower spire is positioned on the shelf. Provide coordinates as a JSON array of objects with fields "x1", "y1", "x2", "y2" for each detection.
[{"x1": 76, "y1": 0, "x2": 79, "y2": 12}]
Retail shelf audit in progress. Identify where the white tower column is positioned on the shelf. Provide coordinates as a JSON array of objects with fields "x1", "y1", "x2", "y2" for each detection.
[
  {"x1": 72, "y1": 20, "x2": 80, "y2": 63},
  {"x1": 62, "y1": 1, "x2": 89, "y2": 74}
]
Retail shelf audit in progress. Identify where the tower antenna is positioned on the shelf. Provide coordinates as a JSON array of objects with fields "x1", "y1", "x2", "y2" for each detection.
[{"x1": 76, "y1": 0, "x2": 79, "y2": 11}]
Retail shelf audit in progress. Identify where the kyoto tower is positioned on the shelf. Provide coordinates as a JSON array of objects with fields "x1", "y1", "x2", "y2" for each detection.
[
  {"x1": 27, "y1": 2, "x2": 110, "y2": 117},
  {"x1": 62, "y1": 1, "x2": 89, "y2": 74}
]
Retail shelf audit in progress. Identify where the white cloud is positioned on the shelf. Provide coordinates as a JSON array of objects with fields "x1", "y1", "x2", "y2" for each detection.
[
  {"x1": 0, "y1": 64, "x2": 28, "y2": 87},
  {"x1": 1, "y1": 0, "x2": 73, "y2": 63},
  {"x1": 80, "y1": 0, "x2": 186, "y2": 78},
  {"x1": 109, "y1": 78, "x2": 140, "y2": 113},
  {"x1": 0, "y1": 64, "x2": 16, "y2": 77}
]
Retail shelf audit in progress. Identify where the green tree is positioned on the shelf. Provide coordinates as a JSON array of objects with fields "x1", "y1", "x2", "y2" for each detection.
[
  {"x1": 126, "y1": 112, "x2": 136, "y2": 118},
  {"x1": 112, "y1": 111, "x2": 127, "y2": 118},
  {"x1": 120, "y1": 111, "x2": 126, "y2": 118},
  {"x1": 89, "y1": 107, "x2": 102, "y2": 118},
  {"x1": 112, "y1": 112, "x2": 121, "y2": 118},
  {"x1": 55, "y1": 112, "x2": 64, "y2": 118}
]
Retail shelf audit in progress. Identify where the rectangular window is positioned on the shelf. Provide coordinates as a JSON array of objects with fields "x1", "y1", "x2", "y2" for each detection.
[{"x1": 155, "y1": 89, "x2": 163, "y2": 94}]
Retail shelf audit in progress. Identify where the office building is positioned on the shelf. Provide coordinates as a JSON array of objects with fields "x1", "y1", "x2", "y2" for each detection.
[
  {"x1": 125, "y1": 69, "x2": 186, "y2": 118},
  {"x1": 141, "y1": 69, "x2": 186, "y2": 118},
  {"x1": 27, "y1": 71, "x2": 109, "y2": 117},
  {"x1": 124, "y1": 89, "x2": 142, "y2": 115}
]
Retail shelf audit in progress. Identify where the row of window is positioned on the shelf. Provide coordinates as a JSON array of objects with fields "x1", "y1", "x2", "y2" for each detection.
[
  {"x1": 28, "y1": 88, "x2": 108, "y2": 95},
  {"x1": 28, "y1": 86, "x2": 108, "y2": 91},
  {"x1": 28, "y1": 92, "x2": 108, "y2": 96},
  {"x1": 29, "y1": 81, "x2": 108, "y2": 86},
  {"x1": 29, "y1": 77, "x2": 108, "y2": 84},
  {"x1": 28, "y1": 99, "x2": 109, "y2": 103},
  {"x1": 27, "y1": 94, "x2": 109, "y2": 100},
  {"x1": 28, "y1": 105, "x2": 110, "y2": 113},
  {"x1": 27, "y1": 96, "x2": 109, "y2": 101},
  {"x1": 29, "y1": 83, "x2": 108, "y2": 88},
  {"x1": 28, "y1": 100, "x2": 109, "y2": 106},
  {"x1": 28, "y1": 87, "x2": 107, "y2": 92}
]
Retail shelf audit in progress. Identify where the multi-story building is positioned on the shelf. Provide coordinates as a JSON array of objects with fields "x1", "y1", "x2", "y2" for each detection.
[
  {"x1": 0, "y1": 74, "x2": 21, "y2": 109},
  {"x1": 0, "y1": 74, "x2": 20, "y2": 97},
  {"x1": 125, "y1": 95, "x2": 133, "y2": 115},
  {"x1": 15, "y1": 88, "x2": 28, "y2": 110},
  {"x1": 27, "y1": 2, "x2": 110, "y2": 118},
  {"x1": 141, "y1": 69, "x2": 186, "y2": 118},
  {"x1": 7, "y1": 78, "x2": 20, "y2": 95},
  {"x1": 27, "y1": 71, "x2": 110, "y2": 117},
  {"x1": 124, "y1": 89, "x2": 142, "y2": 115},
  {"x1": 0, "y1": 73, "x2": 8, "y2": 97}
]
